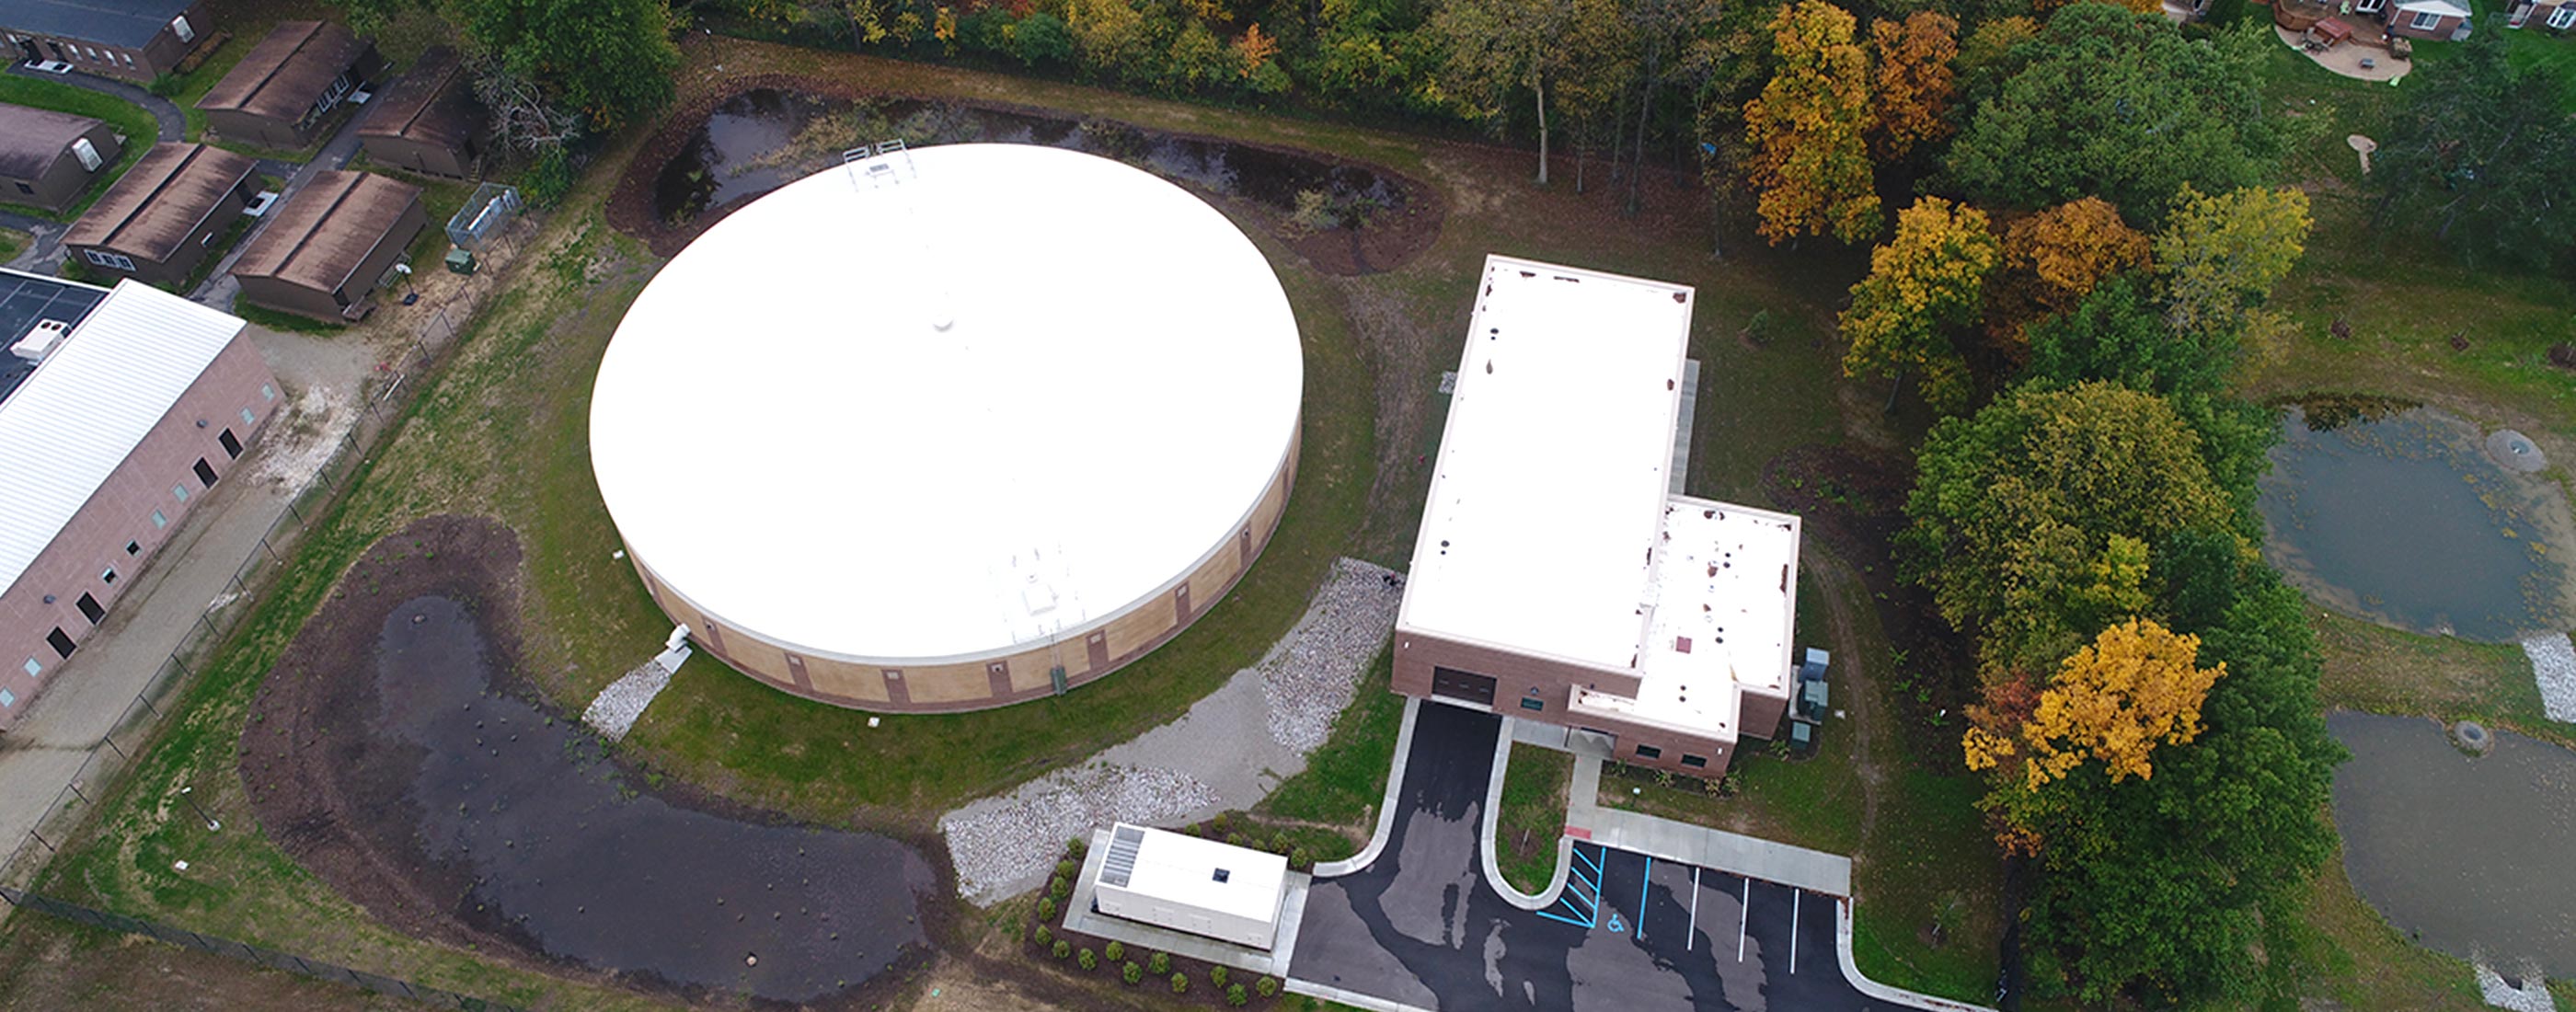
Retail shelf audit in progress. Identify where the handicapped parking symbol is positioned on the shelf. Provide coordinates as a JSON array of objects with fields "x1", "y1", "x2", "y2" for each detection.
[{"x1": 1604, "y1": 911, "x2": 1627, "y2": 934}]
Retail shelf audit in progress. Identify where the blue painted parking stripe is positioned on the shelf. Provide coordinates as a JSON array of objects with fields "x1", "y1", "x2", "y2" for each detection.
[
  {"x1": 1635, "y1": 856, "x2": 1652, "y2": 940},
  {"x1": 1534, "y1": 908, "x2": 1593, "y2": 928}
]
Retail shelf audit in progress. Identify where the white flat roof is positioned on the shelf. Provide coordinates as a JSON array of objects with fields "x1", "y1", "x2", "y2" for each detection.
[
  {"x1": 0, "y1": 281, "x2": 247, "y2": 596},
  {"x1": 1404, "y1": 256, "x2": 1799, "y2": 736},
  {"x1": 1400, "y1": 256, "x2": 1694, "y2": 672},
  {"x1": 1104, "y1": 823, "x2": 1287, "y2": 925},
  {"x1": 590, "y1": 144, "x2": 1304, "y2": 662}
]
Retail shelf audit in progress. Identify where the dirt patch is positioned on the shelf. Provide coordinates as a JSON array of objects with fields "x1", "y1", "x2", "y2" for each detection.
[
  {"x1": 236, "y1": 514, "x2": 942, "y2": 1008},
  {"x1": 0, "y1": 913, "x2": 406, "y2": 1012},
  {"x1": 602, "y1": 73, "x2": 1443, "y2": 275}
]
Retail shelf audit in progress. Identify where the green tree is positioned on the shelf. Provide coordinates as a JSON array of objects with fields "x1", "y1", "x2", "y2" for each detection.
[
  {"x1": 1903, "y1": 382, "x2": 2237, "y2": 669},
  {"x1": 2023, "y1": 276, "x2": 2231, "y2": 399},
  {"x1": 1743, "y1": 0, "x2": 1879, "y2": 244},
  {"x1": 2155, "y1": 185, "x2": 2310, "y2": 339},
  {"x1": 1838, "y1": 196, "x2": 1999, "y2": 413},
  {"x1": 2370, "y1": 28, "x2": 2576, "y2": 270},
  {"x1": 1946, "y1": 6, "x2": 2282, "y2": 217},
  {"x1": 1428, "y1": 0, "x2": 1573, "y2": 185},
  {"x1": 461, "y1": 0, "x2": 680, "y2": 132}
]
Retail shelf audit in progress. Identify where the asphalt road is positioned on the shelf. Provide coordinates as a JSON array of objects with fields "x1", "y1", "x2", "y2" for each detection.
[{"x1": 1293, "y1": 701, "x2": 1901, "y2": 1011}]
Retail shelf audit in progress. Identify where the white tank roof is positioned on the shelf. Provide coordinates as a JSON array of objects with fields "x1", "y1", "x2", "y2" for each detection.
[{"x1": 590, "y1": 144, "x2": 1303, "y2": 663}]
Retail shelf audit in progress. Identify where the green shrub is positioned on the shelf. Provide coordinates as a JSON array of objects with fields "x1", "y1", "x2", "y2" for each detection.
[
  {"x1": 1077, "y1": 948, "x2": 1098, "y2": 971},
  {"x1": 1037, "y1": 896, "x2": 1057, "y2": 921},
  {"x1": 1227, "y1": 983, "x2": 1249, "y2": 1006},
  {"x1": 1122, "y1": 960, "x2": 1143, "y2": 985},
  {"x1": 1211, "y1": 965, "x2": 1230, "y2": 989},
  {"x1": 1291, "y1": 845, "x2": 1313, "y2": 868},
  {"x1": 1050, "y1": 875, "x2": 1070, "y2": 899},
  {"x1": 1052, "y1": 939, "x2": 1071, "y2": 960},
  {"x1": 1257, "y1": 975, "x2": 1280, "y2": 997},
  {"x1": 1150, "y1": 951, "x2": 1171, "y2": 975},
  {"x1": 1067, "y1": 835, "x2": 1087, "y2": 857},
  {"x1": 1104, "y1": 941, "x2": 1125, "y2": 963},
  {"x1": 1056, "y1": 858, "x2": 1077, "y2": 880},
  {"x1": 1171, "y1": 972, "x2": 1190, "y2": 995},
  {"x1": 1033, "y1": 925, "x2": 1052, "y2": 949},
  {"x1": 521, "y1": 146, "x2": 578, "y2": 209}
]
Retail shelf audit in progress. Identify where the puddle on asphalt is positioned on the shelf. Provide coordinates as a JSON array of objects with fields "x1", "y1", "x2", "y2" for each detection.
[
  {"x1": 2257, "y1": 403, "x2": 2576, "y2": 641},
  {"x1": 2329, "y1": 710, "x2": 2576, "y2": 975},
  {"x1": 650, "y1": 89, "x2": 1406, "y2": 230},
  {"x1": 376, "y1": 596, "x2": 931, "y2": 1002}
]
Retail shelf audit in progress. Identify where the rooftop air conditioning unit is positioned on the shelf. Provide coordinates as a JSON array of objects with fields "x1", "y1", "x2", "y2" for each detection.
[{"x1": 10, "y1": 319, "x2": 74, "y2": 362}]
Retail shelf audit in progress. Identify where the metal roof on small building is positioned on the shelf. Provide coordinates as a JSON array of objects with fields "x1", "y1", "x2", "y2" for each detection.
[
  {"x1": 63, "y1": 143, "x2": 256, "y2": 262},
  {"x1": 355, "y1": 46, "x2": 481, "y2": 149},
  {"x1": 0, "y1": 280, "x2": 247, "y2": 596},
  {"x1": 195, "y1": 20, "x2": 366, "y2": 122},
  {"x1": 232, "y1": 170, "x2": 420, "y2": 294},
  {"x1": 0, "y1": 104, "x2": 105, "y2": 179},
  {"x1": 0, "y1": 0, "x2": 195, "y2": 49}
]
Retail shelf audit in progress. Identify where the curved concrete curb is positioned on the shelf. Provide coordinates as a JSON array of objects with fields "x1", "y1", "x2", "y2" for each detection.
[
  {"x1": 1314, "y1": 696, "x2": 1420, "y2": 879},
  {"x1": 1478, "y1": 719, "x2": 1573, "y2": 911},
  {"x1": 1835, "y1": 897, "x2": 2000, "y2": 1012}
]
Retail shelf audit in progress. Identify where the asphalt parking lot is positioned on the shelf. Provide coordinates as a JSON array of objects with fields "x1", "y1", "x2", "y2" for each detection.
[{"x1": 1291, "y1": 701, "x2": 1903, "y2": 1011}]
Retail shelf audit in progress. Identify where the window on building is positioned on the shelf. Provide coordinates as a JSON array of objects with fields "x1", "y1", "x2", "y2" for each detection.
[
  {"x1": 194, "y1": 458, "x2": 218, "y2": 488},
  {"x1": 1635, "y1": 743, "x2": 1662, "y2": 760},
  {"x1": 71, "y1": 137, "x2": 100, "y2": 172},
  {"x1": 261, "y1": 384, "x2": 277, "y2": 401},
  {"x1": 83, "y1": 249, "x2": 137, "y2": 271},
  {"x1": 126, "y1": 541, "x2": 140, "y2": 556},
  {"x1": 241, "y1": 408, "x2": 257, "y2": 426},
  {"x1": 172, "y1": 16, "x2": 194, "y2": 42},
  {"x1": 219, "y1": 429, "x2": 242, "y2": 458},
  {"x1": 1, "y1": 689, "x2": 14, "y2": 708},
  {"x1": 172, "y1": 484, "x2": 188, "y2": 503},
  {"x1": 2411, "y1": 9, "x2": 2442, "y2": 28},
  {"x1": 2552, "y1": 4, "x2": 2575, "y2": 27},
  {"x1": 101, "y1": 568, "x2": 117, "y2": 585},
  {"x1": 1519, "y1": 697, "x2": 1547, "y2": 712},
  {"x1": 1211, "y1": 868, "x2": 1231, "y2": 883},
  {"x1": 12, "y1": 182, "x2": 30, "y2": 196},
  {"x1": 121, "y1": 52, "x2": 132, "y2": 67},
  {"x1": 75, "y1": 592, "x2": 104, "y2": 624},
  {"x1": 152, "y1": 510, "x2": 167, "y2": 529},
  {"x1": 1681, "y1": 753, "x2": 1708, "y2": 768},
  {"x1": 47, "y1": 628, "x2": 75, "y2": 660},
  {"x1": 2355, "y1": 0, "x2": 2385, "y2": 10},
  {"x1": 22, "y1": 659, "x2": 40, "y2": 679}
]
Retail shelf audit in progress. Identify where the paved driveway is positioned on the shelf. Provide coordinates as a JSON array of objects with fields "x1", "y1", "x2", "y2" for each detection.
[{"x1": 1292, "y1": 701, "x2": 1899, "y2": 1011}]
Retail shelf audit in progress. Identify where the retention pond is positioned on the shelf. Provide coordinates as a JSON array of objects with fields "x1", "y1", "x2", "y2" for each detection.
[
  {"x1": 2329, "y1": 710, "x2": 2576, "y2": 976},
  {"x1": 2257, "y1": 402, "x2": 2576, "y2": 641},
  {"x1": 245, "y1": 516, "x2": 934, "y2": 1005}
]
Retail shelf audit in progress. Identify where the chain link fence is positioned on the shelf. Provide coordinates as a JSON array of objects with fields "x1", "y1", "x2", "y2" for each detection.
[{"x1": 0, "y1": 887, "x2": 525, "y2": 1011}]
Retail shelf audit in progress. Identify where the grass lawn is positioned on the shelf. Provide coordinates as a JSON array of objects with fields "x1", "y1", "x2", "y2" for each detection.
[
  {"x1": 1259, "y1": 651, "x2": 1407, "y2": 834},
  {"x1": 0, "y1": 227, "x2": 27, "y2": 263},
  {"x1": 2401, "y1": 0, "x2": 2576, "y2": 110},
  {"x1": 1492, "y1": 744, "x2": 1571, "y2": 895},
  {"x1": 0, "y1": 76, "x2": 159, "y2": 222}
]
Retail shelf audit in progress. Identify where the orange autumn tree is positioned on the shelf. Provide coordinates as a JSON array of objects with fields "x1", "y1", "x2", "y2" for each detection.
[
  {"x1": 1869, "y1": 11, "x2": 1958, "y2": 161},
  {"x1": 1744, "y1": 0, "x2": 1879, "y2": 244},
  {"x1": 1964, "y1": 618, "x2": 2227, "y2": 793},
  {"x1": 1988, "y1": 197, "x2": 2151, "y2": 352}
]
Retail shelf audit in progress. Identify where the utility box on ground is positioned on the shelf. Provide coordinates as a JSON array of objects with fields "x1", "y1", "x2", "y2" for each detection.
[{"x1": 1092, "y1": 822, "x2": 1288, "y2": 949}]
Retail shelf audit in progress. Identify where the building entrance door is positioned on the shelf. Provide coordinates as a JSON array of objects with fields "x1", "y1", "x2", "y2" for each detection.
[{"x1": 1429, "y1": 666, "x2": 1497, "y2": 707}]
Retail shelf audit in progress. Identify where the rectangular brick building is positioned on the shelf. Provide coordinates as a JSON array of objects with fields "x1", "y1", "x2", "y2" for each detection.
[
  {"x1": 1, "y1": 0, "x2": 209, "y2": 82},
  {"x1": 0, "y1": 269, "x2": 277, "y2": 730},
  {"x1": 1391, "y1": 256, "x2": 1802, "y2": 777}
]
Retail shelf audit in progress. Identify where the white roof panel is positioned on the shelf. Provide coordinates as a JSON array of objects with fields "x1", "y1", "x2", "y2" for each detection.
[
  {"x1": 1109, "y1": 823, "x2": 1288, "y2": 924},
  {"x1": 2394, "y1": 0, "x2": 2470, "y2": 15},
  {"x1": 1398, "y1": 256, "x2": 1694, "y2": 670},
  {"x1": 590, "y1": 144, "x2": 1304, "y2": 662},
  {"x1": 0, "y1": 281, "x2": 247, "y2": 596}
]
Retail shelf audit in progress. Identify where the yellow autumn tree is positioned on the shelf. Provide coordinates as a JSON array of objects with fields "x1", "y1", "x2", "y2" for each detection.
[
  {"x1": 1743, "y1": 0, "x2": 1879, "y2": 245},
  {"x1": 1965, "y1": 618, "x2": 2226, "y2": 791},
  {"x1": 2156, "y1": 185, "x2": 2312, "y2": 338},
  {"x1": 1987, "y1": 197, "x2": 2151, "y2": 351},
  {"x1": 1869, "y1": 12, "x2": 1958, "y2": 161},
  {"x1": 1838, "y1": 196, "x2": 1998, "y2": 412}
]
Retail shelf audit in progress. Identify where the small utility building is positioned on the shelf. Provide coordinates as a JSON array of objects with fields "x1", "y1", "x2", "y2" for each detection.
[
  {"x1": 0, "y1": 0, "x2": 208, "y2": 82},
  {"x1": 65, "y1": 143, "x2": 257, "y2": 287},
  {"x1": 230, "y1": 170, "x2": 424, "y2": 322},
  {"x1": 1392, "y1": 255, "x2": 1803, "y2": 778},
  {"x1": 0, "y1": 103, "x2": 120, "y2": 213},
  {"x1": 0, "y1": 270, "x2": 279, "y2": 730},
  {"x1": 195, "y1": 19, "x2": 380, "y2": 150},
  {"x1": 1093, "y1": 823, "x2": 1290, "y2": 949},
  {"x1": 354, "y1": 46, "x2": 485, "y2": 178}
]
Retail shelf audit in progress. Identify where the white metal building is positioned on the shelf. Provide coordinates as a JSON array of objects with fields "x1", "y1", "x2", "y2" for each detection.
[{"x1": 1093, "y1": 822, "x2": 1290, "y2": 949}]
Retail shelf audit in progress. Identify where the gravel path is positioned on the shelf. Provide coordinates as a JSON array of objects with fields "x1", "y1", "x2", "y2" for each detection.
[
  {"x1": 2522, "y1": 633, "x2": 2576, "y2": 723},
  {"x1": 582, "y1": 655, "x2": 677, "y2": 742},
  {"x1": 940, "y1": 558, "x2": 1401, "y2": 904}
]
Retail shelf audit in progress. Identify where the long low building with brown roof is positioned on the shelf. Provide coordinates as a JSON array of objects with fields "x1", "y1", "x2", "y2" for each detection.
[
  {"x1": 64, "y1": 143, "x2": 257, "y2": 288},
  {"x1": 195, "y1": 19, "x2": 381, "y2": 150},
  {"x1": 230, "y1": 170, "x2": 425, "y2": 322},
  {"x1": 0, "y1": 103, "x2": 122, "y2": 213},
  {"x1": 355, "y1": 45, "x2": 486, "y2": 178},
  {"x1": 0, "y1": 0, "x2": 210, "y2": 82}
]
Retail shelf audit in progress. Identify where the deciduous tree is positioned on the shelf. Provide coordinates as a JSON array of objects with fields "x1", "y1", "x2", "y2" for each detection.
[
  {"x1": 2370, "y1": 27, "x2": 2576, "y2": 269},
  {"x1": 1743, "y1": 0, "x2": 1879, "y2": 244},
  {"x1": 2155, "y1": 184, "x2": 2310, "y2": 338},
  {"x1": 461, "y1": 0, "x2": 680, "y2": 132},
  {"x1": 1868, "y1": 11, "x2": 1957, "y2": 160},
  {"x1": 1987, "y1": 196, "x2": 2148, "y2": 351},
  {"x1": 1838, "y1": 196, "x2": 1997, "y2": 413},
  {"x1": 1965, "y1": 618, "x2": 2225, "y2": 790},
  {"x1": 1427, "y1": 0, "x2": 1573, "y2": 185}
]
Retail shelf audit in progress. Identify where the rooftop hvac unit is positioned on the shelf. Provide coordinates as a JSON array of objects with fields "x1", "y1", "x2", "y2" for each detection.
[{"x1": 9, "y1": 319, "x2": 73, "y2": 362}]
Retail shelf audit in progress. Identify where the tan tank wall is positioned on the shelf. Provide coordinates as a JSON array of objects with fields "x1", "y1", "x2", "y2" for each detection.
[{"x1": 626, "y1": 425, "x2": 1299, "y2": 713}]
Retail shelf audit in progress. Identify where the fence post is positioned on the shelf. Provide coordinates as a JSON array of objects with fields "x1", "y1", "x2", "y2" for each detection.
[{"x1": 26, "y1": 829, "x2": 54, "y2": 855}]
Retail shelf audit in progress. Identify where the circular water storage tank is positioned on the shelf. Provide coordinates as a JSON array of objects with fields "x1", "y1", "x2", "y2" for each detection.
[{"x1": 592, "y1": 144, "x2": 1303, "y2": 712}]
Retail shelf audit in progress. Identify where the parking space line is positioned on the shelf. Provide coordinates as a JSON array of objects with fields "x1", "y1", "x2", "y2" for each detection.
[
  {"x1": 1736, "y1": 877, "x2": 1750, "y2": 961},
  {"x1": 1635, "y1": 856, "x2": 1651, "y2": 940},
  {"x1": 1686, "y1": 867, "x2": 1699, "y2": 950},
  {"x1": 1789, "y1": 889, "x2": 1800, "y2": 974}
]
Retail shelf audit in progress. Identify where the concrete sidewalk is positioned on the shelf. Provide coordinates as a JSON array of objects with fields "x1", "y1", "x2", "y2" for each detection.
[{"x1": 1564, "y1": 753, "x2": 1853, "y2": 897}]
